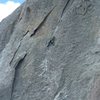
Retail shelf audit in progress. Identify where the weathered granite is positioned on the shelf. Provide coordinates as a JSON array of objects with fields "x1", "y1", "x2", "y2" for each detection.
[{"x1": 0, "y1": 0, "x2": 100, "y2": 100}]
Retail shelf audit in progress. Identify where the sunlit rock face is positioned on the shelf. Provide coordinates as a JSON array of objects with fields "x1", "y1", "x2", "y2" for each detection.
[{"x1": 0, "y1": 0, "x2": 100, "y2": 100}]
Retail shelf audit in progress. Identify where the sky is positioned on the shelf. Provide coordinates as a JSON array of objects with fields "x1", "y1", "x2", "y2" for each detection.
[{"x1": 0, "y1": 0, "x2": 24, "y2": 22}]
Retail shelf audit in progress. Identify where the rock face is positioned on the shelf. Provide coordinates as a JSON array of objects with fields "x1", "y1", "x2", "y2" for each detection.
[{"x1": 0, "y1": 0, "x2": 100, "y2": 100}]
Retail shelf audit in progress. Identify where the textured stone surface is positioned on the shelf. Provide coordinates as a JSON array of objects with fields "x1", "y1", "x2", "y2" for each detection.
[{"x1": 0, "y1": 0, "x2": 100, "y2": 100}]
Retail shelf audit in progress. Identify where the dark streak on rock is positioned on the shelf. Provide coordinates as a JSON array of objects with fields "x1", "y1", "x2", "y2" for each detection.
[
  {"x1": 19, "y1": 17, "x2": 22, "y2": 21},
  {"x1": 25, "y1": 6, "x2": 31, "y2": 20},
  {"x1": 23, "y1": 30, "x2": 29, "y2": 36},
  {"x1": 47, "y1": 36, "x2": 55, "y2": 47},
  {"x1": 61, "y1": 0, "x2": 74, "y2": 18}
]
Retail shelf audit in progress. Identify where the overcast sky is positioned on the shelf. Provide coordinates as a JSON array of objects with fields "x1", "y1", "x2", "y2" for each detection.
[{"x1": 0, "y1": 0, "x2": 24, "y2": 22}]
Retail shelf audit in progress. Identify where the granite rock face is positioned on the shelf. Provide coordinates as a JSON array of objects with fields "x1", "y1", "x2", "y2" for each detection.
[{"x1": 0, "y1": 0, "x2": 100, "y2": 100}]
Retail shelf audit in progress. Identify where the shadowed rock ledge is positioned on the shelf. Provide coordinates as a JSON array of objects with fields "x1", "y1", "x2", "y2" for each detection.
[{"x1": 0, "y1": 0, "x2": 100, "y2": 100}]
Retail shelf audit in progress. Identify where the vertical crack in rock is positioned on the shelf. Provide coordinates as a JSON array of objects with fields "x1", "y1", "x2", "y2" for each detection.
[
  {"x1": 30, "y1": 6, "x2": 56, "y2": 37},
  {"x1": 61, "y1": 0, "x2": 74, "y2": 18},
  {"x1": 10, "y1": 33, "x2": 27, "y2": 65},
  {"x1": 10, "y1": 42, "x2": 21, "y2": 65},
  {"x1": 51, "y1": 0, "x2": 74, "y2": 42},
  {"x1": 10, "y1": 52, "x2": 27, "y2": 100}
]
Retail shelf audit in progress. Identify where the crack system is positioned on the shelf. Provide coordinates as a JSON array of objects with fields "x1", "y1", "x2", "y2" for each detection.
[
  {"x1": 9, "y1": 1, "x2": 76, "y2": 99},
  {"x1": 10, "y1": 53, "x2": 27, "y2": 100},
  {"x1": 30, "y1": 6, "x2": 56, "y2": 37}
]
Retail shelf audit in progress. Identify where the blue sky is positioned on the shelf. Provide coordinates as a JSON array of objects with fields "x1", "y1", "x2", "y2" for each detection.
[
  {"x1": 0, "y1": 0, "x2": 25, "y2": 21},
  {"x1": 0, "y1": 0, "x2": 24, "y2": 3}
]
